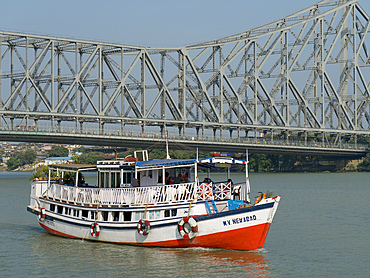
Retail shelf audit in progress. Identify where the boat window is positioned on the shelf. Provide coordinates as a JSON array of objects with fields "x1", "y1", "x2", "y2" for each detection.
[
  {"x1": 99, "y1": 171, "x2": 108, "y2": 188},
  {"x1": 171, "y1": 209, "x2": 177, "y2": 217},
  {"x1": 91, "y1": 211, "x2": 96, "y2": 220},
  {"x1": 135, "y1": 211, "x2": 144, "y2": 221},
  {"x1": 122, "y1": 172, "x2": 132, "y2": 184},
  {"x1": 50, "y1": 204, "x2": 55, "y2": 212},
  {"x1": 73, "y1": 209, "x2": 78, "y2": 217},
  {"x1": 104, "y1": 172, "x2": 109, "y2": 188},
  {"x1": 123, "y1": 211, "x2": 132, "y2": 222},
  {"x1": 99, "y1": 172, "x2": 104, "y2": 188},
  {"x1": 82, "y1": 210, "x2": 88, "y2": 218},
  {"x1": 57, "y1": 205, "x2": 63, "y2": 214},
  {"x1": 176, "y1": 168, "x2": 189, "y2": 184},
  {"x1": 65, "y1": 207, "x2": 70, "y2": 215},
  {"x1": 148, "y1": 210, "x2": 160, "y2": 220},
  {"x1": 102, "y1": 211, "x2": 108, "y2": 221},
  {"x1": 112, "y1": 211, "x2": 120, "y2": 221},
  {"x1": 165, "y1": 209, "x2": 177, "y2": 217},
  {"x1": 111, "y1": 172, "x2": 120, "y2": 188}
]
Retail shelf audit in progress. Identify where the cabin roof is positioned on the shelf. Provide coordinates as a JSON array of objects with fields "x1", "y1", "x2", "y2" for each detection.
[
  {"x1": 135, "y1": 157, "x2": 247, "y2": 168},
  {"x1": 49, "y1": 164, "x2": 97, "y2": 171},
  {"x1": 135, "y1": 159, "x2": 196, "y2": 168}
]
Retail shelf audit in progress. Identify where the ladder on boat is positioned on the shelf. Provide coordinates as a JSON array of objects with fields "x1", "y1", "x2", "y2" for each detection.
[{"x1": 205, "y1": 200, "x2": 219, "y2": 214}]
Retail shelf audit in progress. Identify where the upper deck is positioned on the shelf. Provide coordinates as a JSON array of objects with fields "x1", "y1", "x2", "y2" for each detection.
[{"x1": 32, "y1": 155, "x2": 249, "y2": 207}]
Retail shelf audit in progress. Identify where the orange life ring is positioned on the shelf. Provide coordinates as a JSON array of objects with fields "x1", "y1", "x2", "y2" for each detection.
[
  {"x1": 90, "y1": 222, "x2": 100, "y2": 237},
  {"x1": 137, "y1": 219, "x2": 150, "y2": 235},
  {"x1": 254, "y1": 193, "x2": 267, "y2": 205},
  {"x1": 178, "y1": 217, "x2": 198, "y2": 239},
  {"x1": 38, "y1": 208, "x2": 46, "y2": 221},
  {"x1": 199, "y1": 183, "x2": 212, "y2": 200}
]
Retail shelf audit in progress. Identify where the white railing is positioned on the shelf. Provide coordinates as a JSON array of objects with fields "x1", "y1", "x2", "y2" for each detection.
[
  {"x1": 196, "y1": 181, "x2": 246, "y2": 201},
  {"x1": 214, "y1": 182, "x2": 233, "y2": 200},
  {"x1": 43, "y1": 182, "x2": 198, "y2": 206}
]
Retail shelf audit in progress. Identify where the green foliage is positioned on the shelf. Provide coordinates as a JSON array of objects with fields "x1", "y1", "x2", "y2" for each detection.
[
  {"x1": 71, "y1": 154, "x2": 80, "y2": 164},
  {"x1": 22, "y1": 149, "x2": 37, "y2": 164},
  {"x1": 117, "y1": 150, "x2": 133, "y2": 159},
  {"x1": 78, "y1": 152, "x2": 105, "y2": 164},
  {"x1": 73, "y1": 146, "x2": 86, "y2": 153},
  {"x1": 48, "y1": 145, "x2": 69, "y2": 157},
  {"x1": 362, "y1": 153, "x2": 370, "y2": 166},
  {"x1": 6, "y1": 157, "x2": 21, "y2": 170},
  {"x1": 6, "y1": 149, "x2": 37, "y2": 170},
  {"x1": 60, "y1": 171, "x2": 85, "y2": 185},
  {"x1": 358, "y1": 153, "x2": 370, "y2": 171},
  {"x1": 30, "y1": 165, "x2": 51, "y2": 180}
]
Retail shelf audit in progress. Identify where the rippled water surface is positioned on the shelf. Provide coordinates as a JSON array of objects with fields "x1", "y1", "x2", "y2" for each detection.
[{"x1": 1, "y1": 171, "x2": 369, "y2": 277}]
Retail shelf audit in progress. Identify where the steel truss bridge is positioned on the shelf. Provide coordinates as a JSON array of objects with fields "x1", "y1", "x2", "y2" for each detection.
[{"x1": 1, "y1": 0, "x2": 370, "y2": 156}]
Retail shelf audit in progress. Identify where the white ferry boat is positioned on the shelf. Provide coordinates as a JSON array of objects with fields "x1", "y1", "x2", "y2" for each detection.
[{"x1": 27, "y1": 150, "x2": 281, "y2": 251}]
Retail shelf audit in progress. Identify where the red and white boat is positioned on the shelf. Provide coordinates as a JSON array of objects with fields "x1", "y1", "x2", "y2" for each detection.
[{"x1": 27, "y1": 150, "x2": 280, "y2": 251}]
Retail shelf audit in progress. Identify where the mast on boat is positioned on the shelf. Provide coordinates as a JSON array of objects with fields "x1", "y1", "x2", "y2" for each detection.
[
  {"x1": 246, "y1": 149, "x2": 251, "y2": 203},
  {"x1": 166, "y1": 130, "x2": 170, "y2": 159}
]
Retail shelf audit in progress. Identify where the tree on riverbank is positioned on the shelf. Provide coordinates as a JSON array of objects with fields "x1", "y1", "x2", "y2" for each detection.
[
  {"x1": 6, "y1": 149, "x2": 36, "y2": 170},
  {"x1": 48, "y1": 145, "x2": 69, "y2": 157}
]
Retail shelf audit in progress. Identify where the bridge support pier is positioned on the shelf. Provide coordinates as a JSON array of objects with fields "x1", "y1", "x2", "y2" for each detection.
[
  {"x1": 304, "y1": 132, "x2": 307, "y2": 146},
  {"x1": 270, "y1": 129, "x2": 274, "y2": 143},
  {"x1": 51, "y1": 116, "x2": 54, "y2": 132},
  {"x1": 100, "y1": 122, "x2": 104, "y2": 135},
  {"x1": 121, "y1": 121, "x2": 125, "y2": 135}
]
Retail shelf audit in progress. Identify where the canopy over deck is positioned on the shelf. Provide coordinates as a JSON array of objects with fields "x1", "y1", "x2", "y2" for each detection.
[
  {"x1": 135, "y1": 157, "x2": 247, "y2": 169},
  {"x1": 49, "y1": 164, "x2": 97, "y2": 172}
]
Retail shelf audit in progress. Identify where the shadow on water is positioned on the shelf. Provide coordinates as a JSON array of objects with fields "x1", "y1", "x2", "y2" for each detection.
[{"x1": 26, "y1": 233, "x2": 270, "y2": 278}]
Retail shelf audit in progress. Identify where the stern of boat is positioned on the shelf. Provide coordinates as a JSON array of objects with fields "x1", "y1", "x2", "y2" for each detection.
[{"x1": 29, "y1": 179, "x2": 50, "y2": 211}]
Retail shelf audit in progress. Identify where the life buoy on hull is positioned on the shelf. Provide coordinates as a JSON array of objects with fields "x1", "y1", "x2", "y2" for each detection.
[
  {"x1": 137, "y1": 219, "x2": 150, "y2": 235},
  {"x1": 254, "y1": 192, "x2": 267, "y2": 205},
  {"x1": 90, "y1": 222, "x2": 100, "y2": 237},
  {"x1": 178, "y1": 217, "x2": 198, "y2": 239},
  {"x1": 38, "y1": 208, "x2": 46, "y2": 221}
]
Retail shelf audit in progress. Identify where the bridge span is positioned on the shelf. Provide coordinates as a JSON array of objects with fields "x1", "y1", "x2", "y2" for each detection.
[
  {"x1": 1, "y1": 0, "x2": 370, "y2": 157},
  {"x1": 0, "y1": 125, "x2": 366, "y2": 157}
]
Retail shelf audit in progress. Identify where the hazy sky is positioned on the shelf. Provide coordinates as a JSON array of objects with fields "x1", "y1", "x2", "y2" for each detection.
[{"x1": 1, "y1": 0, "x2": 369, "y2": 47}]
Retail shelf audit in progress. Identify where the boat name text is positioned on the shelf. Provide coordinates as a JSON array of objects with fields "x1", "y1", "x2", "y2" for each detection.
[{"x1": 223, "y1": 215, "x2": 257, "y2": 226}]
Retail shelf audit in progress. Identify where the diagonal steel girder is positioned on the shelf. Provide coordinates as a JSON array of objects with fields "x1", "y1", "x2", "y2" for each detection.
[{"x1": 1, "y1": 0, "x2": 370, "y2": 148}]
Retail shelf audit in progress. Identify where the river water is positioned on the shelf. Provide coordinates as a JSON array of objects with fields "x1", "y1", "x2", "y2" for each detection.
[{"x1": 0, "y1": 171, "x2": 369, "y2": 277}]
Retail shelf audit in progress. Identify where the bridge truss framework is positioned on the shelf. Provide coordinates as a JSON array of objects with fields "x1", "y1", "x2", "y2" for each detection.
[{"x1": 1, "y1": 0, "x2": 370, "y2": 149}]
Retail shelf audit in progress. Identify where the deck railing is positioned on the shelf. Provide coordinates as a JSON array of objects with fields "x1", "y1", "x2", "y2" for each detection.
[
  {"x1": 196, "y1": 181, "x2": 245, "y2": 201},
  {"x1": 43, "y1": 182, "x2": 197, "y2": 206},
  {"x1": 40, "y1": 180, "x2": 244, "y2": 206}
]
